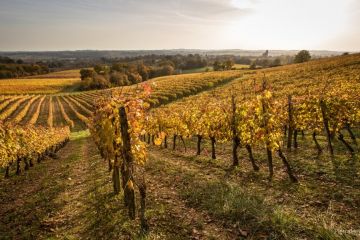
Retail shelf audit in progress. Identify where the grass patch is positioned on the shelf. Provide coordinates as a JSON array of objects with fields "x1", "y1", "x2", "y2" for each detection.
[
  {"x1": 147, "y1": 132, "x2": 359, "y2": 239},
  {"x1": 180, "y1": 67, "x2": 213, "y2": 74},
  {"x1": 70, "y1": 129, "x2": 90, "y2": 140},
  {"x1": 179, "y1": 178, "x2": 348, "y2": 239}
]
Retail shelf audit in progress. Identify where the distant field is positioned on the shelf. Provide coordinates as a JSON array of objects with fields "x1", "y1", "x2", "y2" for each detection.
[
  {"x1": 233, "y1": 63, "x2": 249, "y2": 69},
  {"x1": 0, "y1": 69, "x2": 81, "y2": 94},
  {"x1": 24, "y1": 69, "x2": 81, "y2": 79},
  {"x1": 181, "y1": 64, "x2": 249, "y2": 74},
  {"x1": 181, "y1": 67, "x2": 213, "y2": 74}
]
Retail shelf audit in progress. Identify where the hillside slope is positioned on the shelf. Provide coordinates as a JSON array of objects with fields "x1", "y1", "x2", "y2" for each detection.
[
  {"x1": 0, "y1": 70, "x2": 243, "y2": 130},
  {"x1": 1, "y1": 53, "x2": 359, "y2": 130}
]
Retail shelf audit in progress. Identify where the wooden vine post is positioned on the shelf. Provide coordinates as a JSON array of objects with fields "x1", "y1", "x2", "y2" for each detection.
[
  {"x1": 312, "y1": 132, "x2": 322, "y2": 154},
  {"x1": 287, "y1": 95, "x2": 293, "y2": 149},
  {"x1": 338, "y1": 133, "x2": 355, "y2": 154},
  {"x1": 196, "y1": 135, "x2": 202, "y2": 155},
  {"x1": 261, "y1": 81, "x2": 274, "y2": 180},
  {"x1": 231, "y1": 95, "x2": 240, "y2": 166},
  {"x1": 164, "y1": 135, "x2": 168, "y2": 148},
  {"x1": 245, "y1": 144, "x2": 259, "y2": 171},
  {"x1": 118, "y1": 106, "x2": 148, "y2": 230},
  {"x1": 319, "y1": 100, "x2": 334, "y2": 156},
  {"x1": 262, "y1": 99, "x2": 274, "y2": 181},
  {"x1": 112, "y1": 119, "x2": 121, "y2": 195},
  {"x1": 173, "y1": 134, "x2": 177, "y2": 150},
  {"x1": 210, "y1": 136, "x2": 216, "y2": 159},
  {"x1": 345, "y1": 123, "x2": 357, "y2": 145},
  {"x1": 119, "y1": 106, "x2": 136, "y2": 219},
  {"x1": 112, "y1": 155, "x2": 121, "y2": 195}
]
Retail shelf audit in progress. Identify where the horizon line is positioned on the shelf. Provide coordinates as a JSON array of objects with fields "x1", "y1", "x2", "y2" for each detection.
[{"x1": 0, "y1": 48, "x2": 356, "y2": 53}]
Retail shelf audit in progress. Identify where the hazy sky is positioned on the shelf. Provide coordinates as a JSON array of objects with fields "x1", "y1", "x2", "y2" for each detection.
[{"x1": 0, "y1": 0, "x2": 359, "y2": 51}]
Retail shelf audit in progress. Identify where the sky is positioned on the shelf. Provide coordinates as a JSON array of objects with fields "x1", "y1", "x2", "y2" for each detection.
[{"x1": 0, "y1": 0, "x2": 359, "y2": 51}]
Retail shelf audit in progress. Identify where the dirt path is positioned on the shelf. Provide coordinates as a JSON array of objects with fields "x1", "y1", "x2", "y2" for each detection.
[
  {"x1": 145, "y1": 177, "x2": 238, "y2": 239},
  {"x1": 146, "y1": 149, "x2": 249, "y2": 238},
  {"x1": 0, "y1": 133, "x2": 101, "y2": 238},
  {"x1": 0, "y1": 133, "x2": 83, "y2": 239},
  {"x1": 0, "y1": 133, "x2": 241, "y2": 240},
  {"x1": 42, "y1": 133, "x2": 94, "y2": 238}
]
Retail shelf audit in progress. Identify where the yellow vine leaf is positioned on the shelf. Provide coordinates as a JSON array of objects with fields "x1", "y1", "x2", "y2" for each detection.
[
  {"x1": 126, "y1": 179, "x2": 134, "y2": 190},
  {"x1": 154, "y1": 138, "x2": 162, "y2": 146}
]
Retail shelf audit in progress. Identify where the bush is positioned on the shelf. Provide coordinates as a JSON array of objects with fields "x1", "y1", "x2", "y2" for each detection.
[
  {"x1": 80, "y1": 69, "x2": 94, "y2": 80},
  {"x1": 79, "y1": 74, "x2": 110, "y2": 90},
  {"x1": 250, "y1": 62, "x2": 257, "y2": 69},
  {"x1": 128, "y1": 72, "x2": 142, "y2": 84},
  {"x1": 110, "y1": 72, "x2": 130, "y2": 86},
  {"x1": 160, "y1": 65, "x2": 174, "y2": 76},
  {"x1": 294, "y1": 50, "x2": 311, "y2": 63}
]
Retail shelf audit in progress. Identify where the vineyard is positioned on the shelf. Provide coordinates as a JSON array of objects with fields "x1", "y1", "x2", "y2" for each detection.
[
  {"x1": 1, "y1": 53, "x2": 360, "y2": 239},
  {"x1": 0, "y1": 92, "x2": 100, "y2": 131},
  {"x1": 0, "y1": 69, "x2": 81, "y2": 94},
  {"x1": 0, "y1": 124, "x2": 70, "y2": 177},
  {"x1": 0, "y1": 71, "x2": 243, "y2": 130}
]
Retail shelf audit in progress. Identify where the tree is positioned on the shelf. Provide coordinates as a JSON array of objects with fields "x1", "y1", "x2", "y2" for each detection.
[
  {"x1": 80, "y1": 73, "x2": 110, "y2": 90},
  {"x1": 137, "y1": 63, "x2": 150, "y2": 81},
  {"x1": 93, "y1": 74, "x2": 110, "y2": 89},
  {"x1": 110, "y1": 72, "x2": 130, "y2": 86},
  {"x1": 128, "y1": 72, "x2": 142, "y2": 84},
  {"x1": 224, "y1": 60, "x2": 234, "y2": 70},
  {"x1": 271, "y1": 58, "x2": 281, "y2": 67},
  {"x1": 80, "y1": 69, "x2": 94, "y2": 80},
  {"x1": 250, "y1": 62, "x2": 257, "y2": 70},
  {"x1": 257, "y1": 58, "x2": 269, "y2": 67},
  {"x1": 112, "y1": 63, "x2": 127, "y2": 73},
  {"x1": 294, "y1": 50, "x2": 311, "y2": 63},
  {"x1": 213, "y1": 59, "x2": 234, "y2": 71},
  {"x1": 0, "y1": 56, "x2": 15, "y2": 64},
  {"x1": 178, "y1": 54, "x2": 205, "y2": 70},
  {"x1": 213, "y1": 61, "x2": 223, "y2": 71},
  {"x1": 94, "y1": 65, "x2": 109, "y2": 74},
  {"x1": 160, "y1": 65, "x2": 174, "y2": 76}
]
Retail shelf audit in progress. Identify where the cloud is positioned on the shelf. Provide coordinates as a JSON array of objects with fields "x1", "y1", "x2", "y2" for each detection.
[
  {"x1": 161, "y1": 0, "x2": 251, "y2": 26},
  {"x1": 230, "y1": 0, "x2": 258, "y2": 9},
  {"x1": 0, "y1": 0, "x2": 252, "y2": 26},
  {"x1": 0, "y1": 0, "x2": 359, "y2": 51}
]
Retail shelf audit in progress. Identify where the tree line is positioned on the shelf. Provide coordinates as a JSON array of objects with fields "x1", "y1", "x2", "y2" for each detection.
[
  {"x1": 79, "y1": 51, "x2": 313, "y2": 90},
  {"x1": 0, "y1": 50, "x2": 312, "y2": 82},
  {"x1": 79, "y1": 61, "x2": 176, "y2": 90},
  {"x1": 0, "y1": 56, "x2": 49, "y2": 79}
]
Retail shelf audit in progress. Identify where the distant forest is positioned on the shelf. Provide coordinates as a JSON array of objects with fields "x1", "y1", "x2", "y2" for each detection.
[
  {"x1": 77, "y1": 50, "x2": 316, "y2": 90},
  {"x1": 0, "y1": 49, "x2": 345, "y2": 80},
  {"x1": 0, "y1": 56, "x2": 49, "y2": 79},
  {"x1": 0, "y1": 49, "x2": 345, "y2": 60}
]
